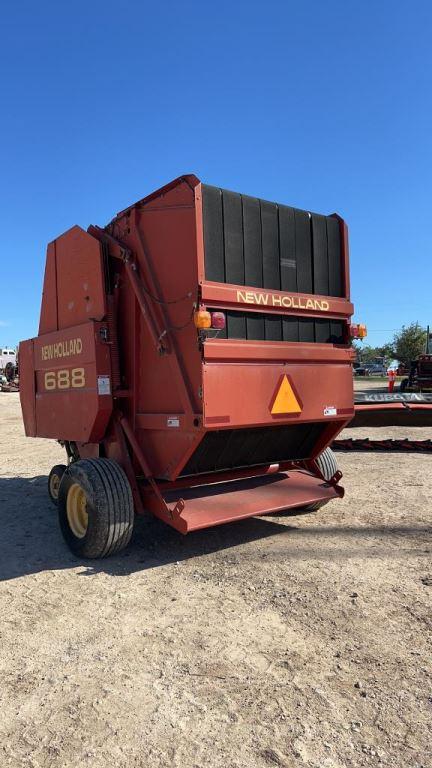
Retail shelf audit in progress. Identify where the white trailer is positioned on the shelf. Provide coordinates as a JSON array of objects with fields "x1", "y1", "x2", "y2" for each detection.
[{"x1": 0, "y1": 348, "x2": 17, "y2": 379}]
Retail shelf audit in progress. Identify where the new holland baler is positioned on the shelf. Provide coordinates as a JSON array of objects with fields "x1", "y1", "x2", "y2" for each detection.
[{"x1": 20, "y1": 175, "x2": 355, "y2": 558}]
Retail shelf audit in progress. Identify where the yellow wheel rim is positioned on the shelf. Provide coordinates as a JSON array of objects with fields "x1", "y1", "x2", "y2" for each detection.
[
  {"x1": 49, "y1": 473, "x2": 61, "y2": 500},
  {"x1": 66, "y1": 483, "x2": 89, "y2": 539}
]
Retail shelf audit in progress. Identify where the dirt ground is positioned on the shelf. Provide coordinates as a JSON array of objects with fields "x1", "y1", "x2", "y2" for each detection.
[{"x1": 1, "y1": 392, "x2": 431, "y2": 768}]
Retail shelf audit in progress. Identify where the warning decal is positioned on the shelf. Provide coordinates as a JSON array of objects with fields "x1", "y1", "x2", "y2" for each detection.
[{"x1": 270, "y1": 374, "x2": 302, "y2": 415}]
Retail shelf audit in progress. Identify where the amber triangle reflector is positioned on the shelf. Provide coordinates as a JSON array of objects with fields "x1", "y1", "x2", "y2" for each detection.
[{"x1": 271, "y1": 375, "x2": 302, "y2": 415}]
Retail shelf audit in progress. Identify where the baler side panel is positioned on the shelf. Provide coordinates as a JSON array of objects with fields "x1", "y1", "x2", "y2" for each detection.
[
  {"x1": 111, "y1": 180, "x2": 203, "y2": 479},
  {"x1": 38, "y1": 226, "x2": 107, "y2": 334},
  {"x1": 39, "y1": 241, "x2": 58, "y2": 334},
  {"x1": 134, "y1": 426, "x2": 203, "y2": 480},
  {"x1": 56, "y1": 226, "x2": 107, "y2": 330},
  {"x1": 19, "y1": 339, "x2": 37, "y2": 437},
  {"x1": 32, "y1": 322, "x2": 113, "y2": 443},
  {"x1": 135, "y1": 194, "x2": 201, "y2": 415}
]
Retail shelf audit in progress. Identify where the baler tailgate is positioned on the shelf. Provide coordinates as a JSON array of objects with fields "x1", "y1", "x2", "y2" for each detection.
[{"x1": 158, "y1": 470, "x2": 341, "y2": 533}]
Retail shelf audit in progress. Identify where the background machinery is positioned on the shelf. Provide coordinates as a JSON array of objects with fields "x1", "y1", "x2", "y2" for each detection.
[{"x1": 399, "y1": 326, "x2": 432, "y2": 392}]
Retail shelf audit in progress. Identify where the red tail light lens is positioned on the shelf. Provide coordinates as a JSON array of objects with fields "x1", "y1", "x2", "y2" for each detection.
[{"x1": 211, "y1": 312, "x2": 226, "y2": 330}]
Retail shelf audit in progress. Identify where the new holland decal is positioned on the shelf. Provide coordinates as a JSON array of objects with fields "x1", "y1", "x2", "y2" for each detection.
[
  {"x1": 236, "y1": 290, "x2": 330, "y2": 312},
  {"x1": 41, "y1": 337, "x2": 83, "y2": 361}
]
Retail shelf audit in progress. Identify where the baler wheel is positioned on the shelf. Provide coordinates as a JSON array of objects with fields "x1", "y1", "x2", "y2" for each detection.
[
  {"x1": 303, "y1": 447, "x2": 339, "y2": 512},
  {"x1": 58, "y1": 458, "x2": 134, "y2": 558},
  {"x1": 48, "y1": 464, "x2": 67, "y2": 504}
]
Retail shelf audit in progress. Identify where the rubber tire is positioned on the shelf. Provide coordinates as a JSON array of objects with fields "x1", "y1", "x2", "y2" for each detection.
[
  {"x1": 303, "y1": 447, "x2": 339, "y2": 512},
  {"x1": 400, "y1": 378, "x2": 409, "y2": 392},
  {"x1": 58, "y1": 458, "x2": 134, "y2": 559},
  {"x1": 48, "y1": 464, "x2": 67, "y2": 505}
]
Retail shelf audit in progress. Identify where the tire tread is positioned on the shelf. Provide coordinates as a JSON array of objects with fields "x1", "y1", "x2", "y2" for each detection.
[
  {"x1": 58, "y1": 458, "x2": 134, "y2": 558},
  {"x1": 304, "y1": 447, "x2": 338, "y2": 512}
]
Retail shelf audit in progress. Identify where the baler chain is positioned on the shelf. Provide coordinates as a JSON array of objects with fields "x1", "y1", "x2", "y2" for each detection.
[{"x1": 332, "y1": 438, "x2": 432, "y2": 453}]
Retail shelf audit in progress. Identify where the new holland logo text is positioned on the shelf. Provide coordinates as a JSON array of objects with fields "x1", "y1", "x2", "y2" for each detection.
[
  {"x1": 41, "y1": 338, "x2": 83, "y2": 361},
  {"x1": 236, "y1": 290, "x2": 330, "y2": 311}
]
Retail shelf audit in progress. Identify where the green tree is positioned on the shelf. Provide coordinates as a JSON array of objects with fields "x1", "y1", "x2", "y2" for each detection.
[
  {"x1": 393, "y1": 323, "x2": 427, "y2": 364},
  {"x1": 353, "y1": 343, "x2": 375, "y2": 362},
  {"x1": 376, "y1": 342, "x2": 395, "y2": 359}
]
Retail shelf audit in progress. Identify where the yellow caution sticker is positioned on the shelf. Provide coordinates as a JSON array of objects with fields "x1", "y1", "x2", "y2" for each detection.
[{"x1": 270, "y1": 374, "x2": 302, "y2": 415}]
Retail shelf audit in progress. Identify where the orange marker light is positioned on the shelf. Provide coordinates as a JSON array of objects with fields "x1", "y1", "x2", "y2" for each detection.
[
  {"x1": 194, "y1": 307, "x2": 211, "y2": 329},
  {"x1": 350, "y1": 323, "x2": 367, "y2": 340}
]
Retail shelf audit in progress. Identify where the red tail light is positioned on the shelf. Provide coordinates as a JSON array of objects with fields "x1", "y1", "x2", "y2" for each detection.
[{"x1": 211, "y1": 312, "x2": 226, "y2": 330}]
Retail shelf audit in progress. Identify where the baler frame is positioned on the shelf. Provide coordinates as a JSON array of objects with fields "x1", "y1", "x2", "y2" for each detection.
[{"x1": 20, "y1": 174, "x2": 356, "y2": 554}]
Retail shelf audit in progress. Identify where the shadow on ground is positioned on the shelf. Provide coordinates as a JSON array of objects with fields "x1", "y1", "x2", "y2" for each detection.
[{"x1": 1, "y1": 476, "x2": 431, "y2": 582}]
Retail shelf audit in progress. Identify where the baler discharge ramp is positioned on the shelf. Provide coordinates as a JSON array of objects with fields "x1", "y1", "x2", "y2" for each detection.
[
  {"x1": 143, "y1": 469, "x2": 343, "y2": 534},
  {"x1": 20, "y1": 175, "x2": 355, "y2": 558}
]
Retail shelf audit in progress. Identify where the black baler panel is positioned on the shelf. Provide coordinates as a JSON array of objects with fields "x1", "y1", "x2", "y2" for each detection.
[
  {"x1": 222, "y1": 190, "x2": 244, "y2": 285},
  {"x1": 311, "y1": 214, "x2": 330, "y2": 342},
  {"x1": 242, "y1": 195, "x2": 262, "y2": 288},
  {"x1": 226, "y1": 310, "x2": 246, "y2": 340},
  {"x1": 202, "y1": 185, "x2": 344, "y2": 299},
  {"x1": 242, "y1": 194, "x2": 265, "y2": 340},
  {"x1": 211, "y1": 309, "x2": 344, "y2": 344},
  {"x1": 181, "y1": 422, "x2": 327, "y2": 477},
  {"x1": 311, "y1": 214, "x2": 329, "y2": 295},
  {"x1": 261, "y1": 201, "x2": 281, "y2": 340},
  {"x1": 279, "y1": 204, "x2": 299, "y2": 342},
  {"x1": 202, "y1": 185, "x2": 346, "y2": 344},
  {"x1": 282, "y1": 316, "x2": 300, "y2": 342},
  {"x1": 202, "y1": 185, "x2": 225, "y2": 282},
  {"x1": 261, "y1": 201, "x2": 280, "y2": 289},
  {"x1": 246, "y1": 312, "x2": 265, "y2": 341},
  {"x1": 294, "y1": 209, "x2": 313, "y2": 295},
  {"x1": 299, "y1": 318, "x2": 315, "y2": 343},
  {"x1": 326, "y1": 217, "x2": 343, "y2": 297}
]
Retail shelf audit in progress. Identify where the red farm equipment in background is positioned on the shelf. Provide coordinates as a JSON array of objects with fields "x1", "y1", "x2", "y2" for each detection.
[
  {"x1": 20, "y1": 175, "x2": 355, "y2": 558},
  {"x1": 399, "y1": 327, "x2": 432, "y2": 393}
]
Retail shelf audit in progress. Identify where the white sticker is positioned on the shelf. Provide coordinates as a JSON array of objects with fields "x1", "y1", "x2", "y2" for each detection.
[
  {"x1": 324, "y1": 406, "x2": 337, "y2": 416},
  {"x1": 98, "y1": 376, "x2": 111, "y2": 396},
  {"x1": 167, "y1": 417, "x2": 180, "y2": 428}
]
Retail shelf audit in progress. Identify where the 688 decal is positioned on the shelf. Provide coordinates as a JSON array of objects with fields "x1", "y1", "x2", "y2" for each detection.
[{"x1": 44, "y1": 367, "x2": 86, "y2": 390}]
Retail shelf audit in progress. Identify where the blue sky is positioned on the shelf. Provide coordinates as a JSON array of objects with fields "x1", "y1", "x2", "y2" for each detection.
[{"x1": 1, "y1": 1, "x2": 431, "y2": 348}]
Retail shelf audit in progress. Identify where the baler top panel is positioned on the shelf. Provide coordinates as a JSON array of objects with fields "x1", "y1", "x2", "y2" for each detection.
[{"x1": 39, "y1": 226, "x2": 107, "y2": 335}]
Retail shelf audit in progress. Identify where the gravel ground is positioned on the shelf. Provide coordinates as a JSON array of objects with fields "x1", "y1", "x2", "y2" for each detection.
[{"x1": 0, "y1": 392, "x2": 431, "y2": 768}]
